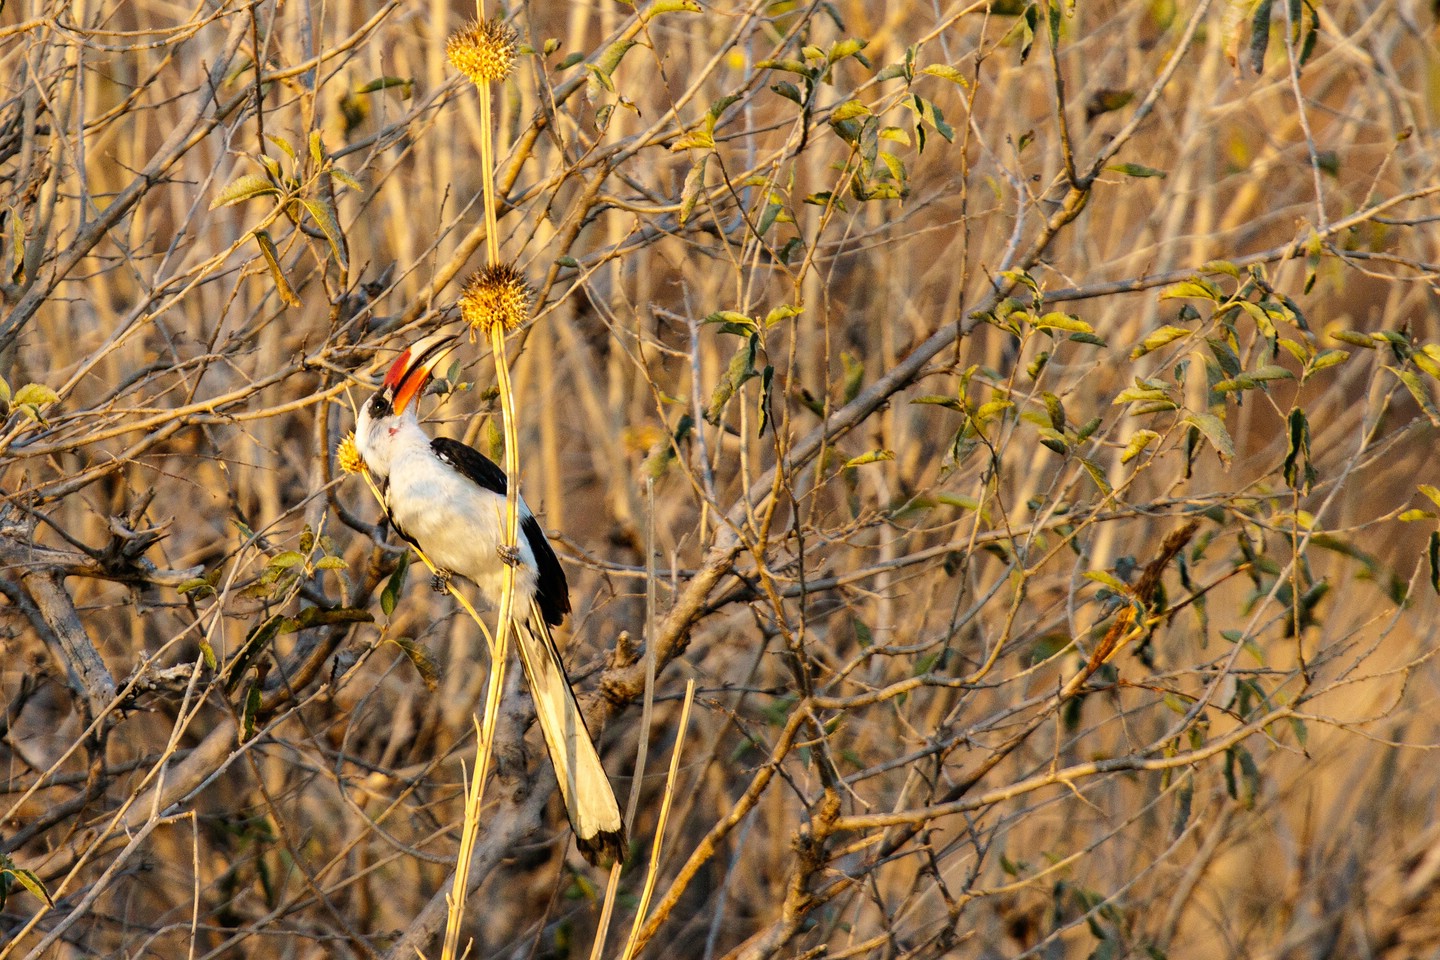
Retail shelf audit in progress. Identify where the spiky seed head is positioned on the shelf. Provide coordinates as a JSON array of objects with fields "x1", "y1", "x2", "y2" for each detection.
[
  {"x1": 447, "y1": 19, "x2": 518, "y2": 85},
  {"x1": 337, "y1": 432, "x2": 365, "y2": 475},
  {"x1": 459, "y1": 262, "x2": 533, "y2": 334}
]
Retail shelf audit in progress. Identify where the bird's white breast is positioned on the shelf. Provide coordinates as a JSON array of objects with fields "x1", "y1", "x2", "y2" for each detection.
[{"x1": 384, "y1": 432, "x2": 541, "y2": 609}]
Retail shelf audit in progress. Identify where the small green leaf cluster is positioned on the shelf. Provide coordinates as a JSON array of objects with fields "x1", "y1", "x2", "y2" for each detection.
[
  {"x1": 702, "y1": 305, "x2": 799, "y2": 432},
  {"x1": 0, "y1": 852, "x2": 52, "y2": 910},
  {"x1": 0, "y1": 373, "x2": 59, "y2": 424},
  {"x1": 211, "y1": 131, "x2": 361, "y2": 302}
]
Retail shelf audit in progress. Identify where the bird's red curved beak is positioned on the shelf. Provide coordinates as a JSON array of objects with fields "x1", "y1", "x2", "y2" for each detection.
[{"x1": 383, "y1": 333, "x2": 457, "y2": 416}]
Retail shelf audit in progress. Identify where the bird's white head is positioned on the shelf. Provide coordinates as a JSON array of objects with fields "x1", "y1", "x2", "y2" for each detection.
[{"x1": 354, "y1": 333, "x2": 457, "y2": 479}]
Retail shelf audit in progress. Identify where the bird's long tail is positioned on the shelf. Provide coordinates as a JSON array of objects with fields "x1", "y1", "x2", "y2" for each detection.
[{"x1": 512, "y1": 601, "x2": 626, "y2": 866}]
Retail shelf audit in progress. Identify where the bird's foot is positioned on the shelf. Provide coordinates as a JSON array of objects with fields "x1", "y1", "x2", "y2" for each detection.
[
  {"x1": 431, "y1": 570, "x2": 453, "y2": 593},
  {"x1": 497, "y1": 544, "x2": 522, "y2": 567}
]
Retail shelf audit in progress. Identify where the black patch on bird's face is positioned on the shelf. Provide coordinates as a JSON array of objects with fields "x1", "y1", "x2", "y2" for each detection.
[{"x1": 367, "y1": 393, "x2": 392, "y2": 419}]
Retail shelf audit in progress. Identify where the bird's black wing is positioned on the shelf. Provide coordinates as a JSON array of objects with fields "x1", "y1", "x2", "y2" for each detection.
[
  {"x1": 431, "y1": 437, "x2": 571, "y2": 626},
  {"x1": 431, "y1": 436, "x2": 508, "y2": 496}
]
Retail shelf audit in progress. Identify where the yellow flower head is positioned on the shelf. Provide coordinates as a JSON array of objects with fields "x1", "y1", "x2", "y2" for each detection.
[
  {"x1": 459, "y1": 262, "x2": 533, "y2": 335},
  {"x1": 447, "y1": 18, "x2": 519, "y2": 85},
  {"x1": 337, "y1": 432, "x2": 365, "y2": 475}
]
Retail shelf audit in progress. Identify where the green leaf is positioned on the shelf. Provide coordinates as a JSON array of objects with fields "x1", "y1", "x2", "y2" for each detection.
[
  {"x1": 879, "y1": 125, "x2": 911, "y2": 145},
  {"x1": 1329, "y1": 329, "x2": 1376, "y2": 348},
  {"x1": 225, "y1": 614, "x2": 283, "y2": 694},
  {"x1": 1105, "y1": 162, "x2": 1167, "y2": 179},
  {"x1": 679, "y1": 154, "x2": 708, "y2": 225},
  {"x1": 1249, "y1": 0, "x2": 1273, "y2": 74},
  {"x1": 1399, "y1": 509, "x2": 1436, "y2": 522},
  {"x1": 764, "y1": 304, "x2": 802, "y2": 326},
  {"x1": 392, "y1": 636, "x2": 440, "y2": 691},
  {"x1": 242, "y1": 680, "x2": 262, "y2": 740},
  {"x1": 1213, "y1": 376, "x2": 1257, "y2": 394},
  {"x1": 907, "y1": 94, "x2": 955, "y2": 146},
  {"x1": 176, "y1": 577, "x2": 214, "y2": 597},
  {"x1": 210, "y1": 174, "x2": 280, "y2": 209},
  {"x1": 1042, "y1": 391, "x2": 1067, "y2": 431},
  {"x1": 759, "y1": 57, "x2": 814, "y2": 77},
  {"x1": 12, "y1": 382, "x2": 58, "y2": 408},
  {"x1": 1121, "y1": 429, "x2": 1161, "y2": 464},
  {"x1": 707, "y1": 336, "x2": 760, "y2": 423},
  {"x1": 298, "y1": 197, "x2": 348, "y2": 269},
  {"x1": 911, "y1": 395, "x2": 965, "y2": 411},
  {"x1": 1084, "y1": 570, "x2": 1128, "y2": 592},
  {"x1": 357, "y1": 75, "x2": 414, "y2": 96},
  {"x1": 705, "y1": 94, "x2": 741, "y2": 130},
  {"x1": 1159, "y1": 278, "x2": 1223, "y2": 302},
  {"x1": 269, "y1": 551, "x2": 306, "y2": 569},
  {"x1": 1283, "y1": 408, "x2": 1315, "y2": 493},
  {"x1": 829, "y1": 99, "x2": 871, "y2": 122},
  {"x1": 381, "y1": 552, "x2": 410, "y2": 618},
  {"x1": 1131, "y1": 325, "x2": 1191, "y2": 358},
  {"x1": 1078, "y1": 457, "x2": 1112, "y2": 495},
  {"x1": 828, "y1": 37, "x2": 869, "y2": 63},
  {"x1": 844, "y1": 449, "x2": 895, "y2": 468},
  {"x1": 1308, "y1": 349, "x2": 1348, "y2": 374},
  {"x1": 0, "y1": 858, "x2": 53, "y2": 909},
  {"x1": 1430, "y1": 531, "x2": 1440, "y2": 594},
  {"x1": 1201, "y1": 259, "x2": 1241, "y2": 278},
  {"x1": 327, "y1": 167, "x2": 363, "y2": 192},
  {"x1": 975, "y1": 398, "x2": 1014, "y2": 422},
  {"x1": 1114, "y1": 381, "x2": 1173, "y2": 405},
  {"x1": 267, "y1": 133, "x2": 296, "y2": 161},
  {"x1": 770, "y1": 81, "x2": 804, "y2": 105},
  {"x1": 253, "y1": 230, "x2": 301, "y2": 307},
  {"x1": 842, "y1": 351, "x2": 864, "y2": 404},
  {"x1": 641, "y1": 0, "x2": 701, "y2": 21},
  {"x1": 1414, "y1": 349, "x2": 1440, "y2": 380},
  {"x1": 1389, "y1": 367, "x2": 1440, "y2": 426},
  {"x1": 1249, "y1": 364, "x2": 1293, "y2": 382},
  {"x1": 1418, "y1": 484, "x2": 1440, "y2": 510},
  {"x1": 591, "y1": 37, "x2": 638, "y2": 85},
  {"x1": 1033, "y1": 312, "x2": 1093, "y2": 334},
  {"x1": 757, "y1": 364, "x2": 774, "y2": 436},
  {"x1": 935, "y1": 493, "x2": 980, "y2": 511},
  {"x1": 1183, "y1": 412, "x2": 1234, "y2": 462},
  {"x1": 1236, "y1": 743, "x2": 1260, "y2": 808},
  {"x1": 703, "y1": 310, "x2": 756, "y2": 336},
  {"x1": 6, "y1": 201, "x2": 26, "y2": 285},
  {"x1": 920, "y1": 63, "x2": 969, "y2": 86},
  {"x1": 670, "y1": 130, "x2": 715, "y2": 151},
  {"x1": 315, "y1": 556, "x2": 347, "y2": 570},
  {"x1": 755, "y1": 197, "x2": 784, "y2": 237}
]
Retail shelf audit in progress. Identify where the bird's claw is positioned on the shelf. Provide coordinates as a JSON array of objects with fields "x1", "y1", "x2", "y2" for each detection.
[
  {"x1": 497, "y1": 544, "x2": 522, "y2": 567},
  {"x1": 431, "y1": 570, "x2": 453, "y2": 593}
]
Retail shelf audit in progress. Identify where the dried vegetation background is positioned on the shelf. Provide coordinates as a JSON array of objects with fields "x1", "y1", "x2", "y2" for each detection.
[{"x1": 5, "y1": 0, "x2": 1440, "y2": 957}]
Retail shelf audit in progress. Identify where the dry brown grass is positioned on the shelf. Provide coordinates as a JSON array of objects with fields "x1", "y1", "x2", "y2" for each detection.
[{"x1": 5, "y1": 1, "x2": 1440, "y2": 957}]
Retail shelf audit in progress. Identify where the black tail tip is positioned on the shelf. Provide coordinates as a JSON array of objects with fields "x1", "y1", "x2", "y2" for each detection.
[{"x1": 577, "y1": 827, "x2": 628, "y2": 868}]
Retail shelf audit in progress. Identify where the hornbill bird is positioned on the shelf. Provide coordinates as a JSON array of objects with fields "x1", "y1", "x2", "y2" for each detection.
[{"x1": 354, "y1": 333, "x2": 626, "y2": 866}]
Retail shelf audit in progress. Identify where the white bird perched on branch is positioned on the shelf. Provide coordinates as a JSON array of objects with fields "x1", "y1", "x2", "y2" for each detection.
[{"x1": 354, "y1": 333, "x2": 626, "y2": 866}]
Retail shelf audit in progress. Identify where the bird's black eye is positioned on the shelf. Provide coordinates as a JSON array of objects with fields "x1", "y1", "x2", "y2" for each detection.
[{"x1": 367, "y1": 394, "x2": 389, "y2": 417}]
